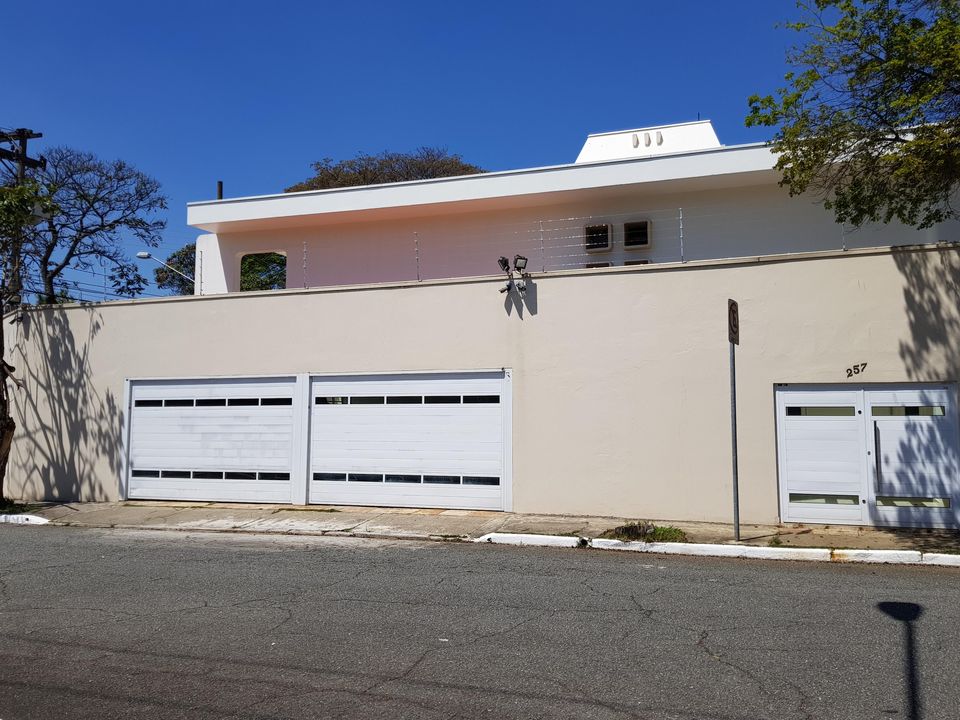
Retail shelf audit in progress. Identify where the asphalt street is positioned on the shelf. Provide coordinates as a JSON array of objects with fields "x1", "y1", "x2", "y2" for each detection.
[{"x1": 0, "y1": 526, "x2": 957, "y2": 720}]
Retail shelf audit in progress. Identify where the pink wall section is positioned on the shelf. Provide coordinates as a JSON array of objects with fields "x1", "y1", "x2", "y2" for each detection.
[{"x1": 199, "y1": 184, "x2": 956, "y2": 294}]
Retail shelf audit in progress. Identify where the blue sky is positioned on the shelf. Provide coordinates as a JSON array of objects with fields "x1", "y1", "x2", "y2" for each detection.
[{"x1": 7, "y1": 0, "x2": 798, "y2": 286}]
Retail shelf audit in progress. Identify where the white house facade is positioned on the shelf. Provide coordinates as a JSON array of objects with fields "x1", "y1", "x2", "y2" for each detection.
[{"x1": 7, "y1": 121, "x2": 960, "y2": 529}]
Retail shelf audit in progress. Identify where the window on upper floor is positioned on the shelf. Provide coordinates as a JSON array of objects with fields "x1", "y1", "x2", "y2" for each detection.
[
  {"x1": 584, "y1": 224, "x2": 612, "y2": 253},
  {"x1": 624, "y1": 220, "x2": 651, "y2": 249}
]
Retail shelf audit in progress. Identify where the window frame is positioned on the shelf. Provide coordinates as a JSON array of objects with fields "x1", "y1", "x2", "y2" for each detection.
[
  {"x1": 623, "y1": 220, "x2": 652, "y2": 250},
  {"x1": 583, "y1": 224, "x2": 612, "y2": 253}
]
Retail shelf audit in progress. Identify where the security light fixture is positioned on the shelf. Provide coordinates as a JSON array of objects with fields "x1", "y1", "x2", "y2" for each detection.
[
  {"x1": 499, "y1": 281, "x2": 512, "y2": 294},
  {"x1": 497, "y1": 256, "x2": 511, "y2": 273},
  {"x1": 515, "y1": 279, "x2": 527, "y2": 296},
  {"x1": 513, "y1": 255, "x2": 528, "y2": 273}
]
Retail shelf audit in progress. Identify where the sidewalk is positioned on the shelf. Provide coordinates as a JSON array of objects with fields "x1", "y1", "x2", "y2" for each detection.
[{"x1": 24, "y1": 501, "x2": 960, "y2": 553}]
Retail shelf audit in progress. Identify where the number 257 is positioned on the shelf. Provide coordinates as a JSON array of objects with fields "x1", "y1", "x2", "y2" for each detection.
[{"x1": 846, "y1": 363, "x2": 867, "y2": 378}]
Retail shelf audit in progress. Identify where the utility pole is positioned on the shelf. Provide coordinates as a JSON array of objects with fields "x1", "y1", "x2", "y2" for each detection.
[
  {"x1": 0, "y1": 129, "x2": 45, "y2": 180},
  {"x1": 0, "y1": 128, "x2": 44, "y2": 500},
  {"x1": 0, "y1": 129, "x2": 45, "y2": 308}
]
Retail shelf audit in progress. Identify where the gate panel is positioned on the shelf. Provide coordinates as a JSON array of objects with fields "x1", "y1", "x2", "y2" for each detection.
[{"x1": 127, "y1": 377, "x2": 297, "y2": 503}]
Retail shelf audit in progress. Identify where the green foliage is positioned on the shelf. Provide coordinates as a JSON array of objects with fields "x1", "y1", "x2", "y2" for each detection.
[
  {"x1": 285, "y1": 147, "x2": 483, "y2": 193},
  {"x1": 239, "y1": 252, "x2": 286, "y2": 291},
  {"x1": 154, "y1": 244, "x2": 287, "y2": 295},
  {"x1": 3, "y1": 148, "x2": 167, "y2": 303},
  {"x1": 0, "y1": 499, "x2": 40, "y2": 514},
  {"x1": 154, "y1": 243, "x2": 196, "y2": 295},
  {"x1": 746, "y1": 0, "x2": 960, "y2": 228},
  {"x1": 603, "y1": 521, "x2": 689, "y2": 543},
  {"x1": 0, "y1": 182, "x2": 54, "y2": 242}
]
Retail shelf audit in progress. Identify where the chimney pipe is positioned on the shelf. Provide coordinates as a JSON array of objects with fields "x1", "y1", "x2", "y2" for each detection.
[{"x1": 216, "y1": 180, "x2": 223, "y2": 200}]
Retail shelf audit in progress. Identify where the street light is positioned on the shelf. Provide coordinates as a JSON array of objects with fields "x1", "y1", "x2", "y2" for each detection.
[{"x1": 136, "y1": 251, "x2": 194, "y2": 285}]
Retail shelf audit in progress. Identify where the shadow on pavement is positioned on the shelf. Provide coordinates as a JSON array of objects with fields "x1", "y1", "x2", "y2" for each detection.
[{"x1": 877, "y1": 601, "x2": 924, "y2": 720}]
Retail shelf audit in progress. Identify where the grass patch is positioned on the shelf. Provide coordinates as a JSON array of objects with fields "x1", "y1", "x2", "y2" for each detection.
[
  {"x1": 768, "y1": 535, "x2": 784, "y2": 547},
  {"x1": 602, "y1": 521, "x2": 688, "y2": 544},
  {"x1": 0, "y1": 500, "x2": 40, "y2": 515}
]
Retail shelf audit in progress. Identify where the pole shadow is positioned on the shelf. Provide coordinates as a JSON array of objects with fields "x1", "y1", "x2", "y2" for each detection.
[{"x1": 877, "y1": 601, "x2": 924, "y2": 720}]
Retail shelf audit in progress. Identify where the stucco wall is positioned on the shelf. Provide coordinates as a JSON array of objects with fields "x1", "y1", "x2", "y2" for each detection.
[
  {"x1": 195, "y1": 183, "x2": 958, "y2": 294},
  {"x1": 7, "y1": 245, "x2": 959, "y2": 523}
]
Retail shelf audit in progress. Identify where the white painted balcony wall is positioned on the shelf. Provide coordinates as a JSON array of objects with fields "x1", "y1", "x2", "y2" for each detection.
[
  {"x1": 187, "y1": 130, "x2": 959, "y2": 295},
  {"x1": 191, "y1": 182, "x2": 956, "y2": 295}
]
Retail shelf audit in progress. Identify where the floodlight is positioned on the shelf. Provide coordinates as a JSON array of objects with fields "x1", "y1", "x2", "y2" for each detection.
[
  {"x1": 497, "y1": 256, "x2": 510, "y2": 273},
  {"x1": 513, "y1": 255, "x2": 528, "y2": 273}
]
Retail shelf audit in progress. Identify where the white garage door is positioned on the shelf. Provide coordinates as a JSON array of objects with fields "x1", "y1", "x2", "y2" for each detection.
[
  {"x1": 308, "y1": 372, "x2": 509, "y2": 510},
  {"x1": 776, "y1": 384, "x2": 959, "y2": 528},
  {"x1": 127, "y1": 378, "x2": 298, "y2": 503}
]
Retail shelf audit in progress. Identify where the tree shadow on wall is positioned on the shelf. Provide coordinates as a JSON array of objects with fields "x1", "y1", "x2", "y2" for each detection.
[
  {"x1": 878, "y1": 247, "x2": 960, "y2": 534},
  {"x1": 9, "y1": 306, "x2": 123, "y2": 502},
  {"x1": 894, "y1": 246, "x2": 960, "y2": 384}
]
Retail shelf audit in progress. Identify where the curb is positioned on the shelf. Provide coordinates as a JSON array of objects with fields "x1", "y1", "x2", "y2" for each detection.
[
  {"x1": 475, "y1": 533, "x2": 960, "y2": 566},
  {"x1": 12, "y1": 521, "x2": 960, "y2": 566},
  {"x1": 0, "y1": 514, "x2": 50, "y2": 525}
]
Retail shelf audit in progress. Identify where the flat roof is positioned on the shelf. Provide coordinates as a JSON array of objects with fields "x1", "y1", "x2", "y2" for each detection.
[{"x1": 187, "y1": 141, "x2": 776, "y2": 233}]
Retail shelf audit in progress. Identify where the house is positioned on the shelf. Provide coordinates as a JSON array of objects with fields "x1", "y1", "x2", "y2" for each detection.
[{"x1": 7, "y1": 120, "x2": 960, "y2": 529}]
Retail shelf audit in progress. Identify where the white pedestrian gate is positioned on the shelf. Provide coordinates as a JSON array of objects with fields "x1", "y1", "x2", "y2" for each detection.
[
  {"x1": 127, "y1": 378, "x2": 300, "y2": 503},
  {"x1": 308, "y1": 372, "x2": 510, "y2": 510},
  {"x1": 776, "y1": 384, "x2": 960, "y2": 528}
]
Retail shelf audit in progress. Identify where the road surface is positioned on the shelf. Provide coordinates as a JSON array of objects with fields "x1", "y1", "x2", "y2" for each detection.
[{"x1": 0, "y1": 526, "x2": 956, "y2": 719}]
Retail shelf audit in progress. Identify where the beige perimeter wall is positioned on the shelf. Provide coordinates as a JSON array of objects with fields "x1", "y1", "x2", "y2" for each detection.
[{"x1": 6, "y1": 245, "x2": 959, "y2": 523}]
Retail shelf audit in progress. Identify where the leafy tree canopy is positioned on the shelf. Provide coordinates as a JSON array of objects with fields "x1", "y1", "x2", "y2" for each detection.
[
  {"x1": 285, "y1": 147, "x2": 483, "y2": 193},
  {"x1": 154, "y1": 243, "x2": 286, "y2": 294},
  {"x1": 3, "y1": 147, "x2": 167, "y2": 304},
  {"x1": 153, "y1": 243, "x2": 196, "y2": 296},
  {"x1": 746, "y1": 0, "x2": 960, "y2": 228}
]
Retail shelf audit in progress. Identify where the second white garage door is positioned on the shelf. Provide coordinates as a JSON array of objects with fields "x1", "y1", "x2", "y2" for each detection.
[{"x1": 308, "y1": 372, "x2": 509, "y2": 510}]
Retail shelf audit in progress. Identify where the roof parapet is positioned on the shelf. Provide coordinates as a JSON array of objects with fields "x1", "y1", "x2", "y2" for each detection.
[{"x1": 575, "y1": 120, "x2": 722, "y2": 163}]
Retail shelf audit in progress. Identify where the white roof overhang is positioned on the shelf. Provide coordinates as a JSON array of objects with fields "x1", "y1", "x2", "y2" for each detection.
[{"x1": 187, "y1": 143, "x2": 777, "y2": 234}]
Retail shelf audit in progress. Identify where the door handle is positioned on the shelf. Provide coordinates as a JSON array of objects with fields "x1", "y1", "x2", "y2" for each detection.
[{"x1": 873, "y1": 420, "x2": 882, "y2": 493}]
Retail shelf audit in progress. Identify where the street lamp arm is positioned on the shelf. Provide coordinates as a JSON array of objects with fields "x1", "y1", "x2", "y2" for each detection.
[
  {"x1": 137, "y1": 252, "x2": 194, "y2": 285},
  {"x1": 154, "y1": 258, "x2": 194, "y2": 284}
]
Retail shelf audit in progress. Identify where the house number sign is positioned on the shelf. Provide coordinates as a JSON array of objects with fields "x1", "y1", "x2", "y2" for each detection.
[{"x1": 845, "y1": 362, "x2": 868, "y2": 378}]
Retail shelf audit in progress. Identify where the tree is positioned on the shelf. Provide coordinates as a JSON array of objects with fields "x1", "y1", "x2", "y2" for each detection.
[
  {"x1": 285, "y1": 147, "x2": 483, "y2": 193},
  {"x1": 153, "y1": 243, "x2": 196, "y2": 296},
  {"x1": 28, "y1": 148, "x2": 167, "y2": 302},
  {"x1": 0, "y1": 149, "x2": 165, "y2": 502},
  {"x1": 240, "y1": 252, "x2": 286, "y2": 291},
  {"x1": 154, "y1": 243, "x2": 288, "y2": 294},
  {"x1": 746, "y1": 0, "x2": 960, "y2": 228},
  {"x1": 0, "y1": 182, "x2": 57, "y2": 501}
]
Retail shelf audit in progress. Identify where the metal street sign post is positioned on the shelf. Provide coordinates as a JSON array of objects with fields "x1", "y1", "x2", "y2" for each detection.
[{"x1": 728, "y1": 299, "x2": 741, "y2": 541}]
